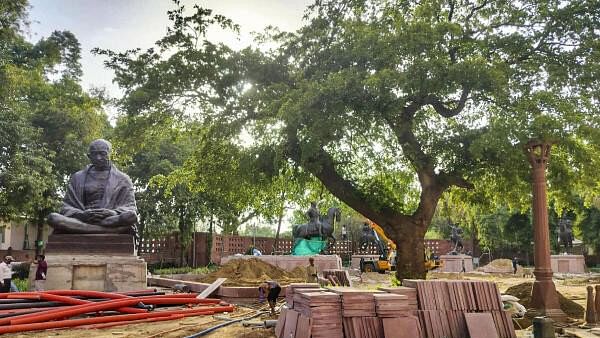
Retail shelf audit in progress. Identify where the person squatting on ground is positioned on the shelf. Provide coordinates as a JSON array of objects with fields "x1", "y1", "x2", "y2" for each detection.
[{"x1": 258, "y1": 280, "x2": 281, "y2": 315}]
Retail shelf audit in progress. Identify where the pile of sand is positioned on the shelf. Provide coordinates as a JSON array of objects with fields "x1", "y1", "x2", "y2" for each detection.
[
  {"x1": 504, "y1": 282, "x2": 584, "y2": 319},
  {"x1": 478, "y1": 259, "x2": 523, "y2": 274},
  {"x1": 199, "y1": 258, "x2": 307, "y2": 286}
]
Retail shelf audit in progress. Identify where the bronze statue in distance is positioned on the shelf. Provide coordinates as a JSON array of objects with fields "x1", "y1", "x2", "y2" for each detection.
[
  {"x1": 558, "y1": 217, "x2": 574, "y2": 253},
  {"x1": 47, "y1": 139, "x2": 138, "y2": 235}
]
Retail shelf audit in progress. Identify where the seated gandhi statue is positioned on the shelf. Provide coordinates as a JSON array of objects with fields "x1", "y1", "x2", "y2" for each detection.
[{"x1": 48, "y1": 139, "x2": 138, "y2": 235}]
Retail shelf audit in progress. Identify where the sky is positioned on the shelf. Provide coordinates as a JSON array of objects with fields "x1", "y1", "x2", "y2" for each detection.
[{"x1": 27, "y1": 0, "x2": 312, "y2": 99}]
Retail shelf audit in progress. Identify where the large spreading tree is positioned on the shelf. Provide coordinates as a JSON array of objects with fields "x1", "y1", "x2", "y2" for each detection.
[{"x1": 99, "y1": 0, "x2": 600, "y2": 278}]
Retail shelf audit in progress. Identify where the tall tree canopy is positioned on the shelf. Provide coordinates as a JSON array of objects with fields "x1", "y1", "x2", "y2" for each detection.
[
  {"x1": 98, "y1": 0, "x2": 600, "y2": 278},
  {"x1": 0, "y1": 1, "x2": 109, "y2": 251}
]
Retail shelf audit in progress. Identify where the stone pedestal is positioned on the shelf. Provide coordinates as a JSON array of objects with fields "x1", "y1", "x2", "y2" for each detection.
[
  {"x1": 439, "y1": 255, "x2": 473, "y2": 273},
  {"x1": 32, "y1": 234, "x2": 147, "y2": 292},
  {"x1": 551, "y1": 254, "x2": 586, "y2": 274}
]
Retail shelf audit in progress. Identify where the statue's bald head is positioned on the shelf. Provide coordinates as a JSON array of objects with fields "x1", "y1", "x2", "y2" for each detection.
[
  {"x1": 89, "y1": 139, "x2": 112, "y2": 154},
  {"x1": 88, "y1": 139, "x2": 112, "y2": 170}
]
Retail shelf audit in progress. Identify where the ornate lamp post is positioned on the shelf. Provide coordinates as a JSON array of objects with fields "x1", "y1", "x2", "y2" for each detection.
[{"x1": 523, "y1": 140, "x2": 565, "y2": 320}]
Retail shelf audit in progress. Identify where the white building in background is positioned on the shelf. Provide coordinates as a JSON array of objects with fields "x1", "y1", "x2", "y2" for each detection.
[{"x1": 0, "y1": 220, "x2": 50, "y2": 251}]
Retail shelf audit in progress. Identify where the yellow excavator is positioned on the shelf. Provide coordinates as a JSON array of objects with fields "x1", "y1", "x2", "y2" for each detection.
[{"x1": 357, "y1": 221, "x2": 442, "y2": 273}]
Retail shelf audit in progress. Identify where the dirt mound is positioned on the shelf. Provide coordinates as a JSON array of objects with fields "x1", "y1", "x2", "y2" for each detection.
[
  {"x1": 200, "y1": 258, "x2": 306, "y2": 286},
  {"x1": 478, "y1": 259, "x2": 522, "y2": 274},
  {"x1": 289, "y1": 266, "x2": 307, "y2": 279},
  {"x1": 489, "y1": 259, "x2": 513, "y2": 268},
  {"x1": 504, "y1": 282, "x2": 584, "y2": 319}
]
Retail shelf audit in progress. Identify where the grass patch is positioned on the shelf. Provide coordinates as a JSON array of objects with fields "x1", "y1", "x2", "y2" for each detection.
[{"x1": 13, "y1": 278, "x2": 29, "y2": 292}]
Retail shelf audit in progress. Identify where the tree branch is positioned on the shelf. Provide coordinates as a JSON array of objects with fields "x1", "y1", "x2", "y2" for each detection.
[
  {"x1": 424, "y1": 86, "x2": 470, "y2": 118},
  {"x1": 284, "y1": 132, "x2": 409, "y2": 227},
  {"x1": 465, "y1": 0, "x2": 489, "y2": 23}
]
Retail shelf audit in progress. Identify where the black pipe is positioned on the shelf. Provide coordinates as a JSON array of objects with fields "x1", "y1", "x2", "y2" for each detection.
[
  {"x1": 0, "y1": 301, "x2": 65, "y2": 310},
  {"x1": 184, "y1": 311, "x2": 266, "y2": 338}
]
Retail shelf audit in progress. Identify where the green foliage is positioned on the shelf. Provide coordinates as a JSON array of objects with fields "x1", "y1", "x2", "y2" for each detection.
[
  {"x1": 239, "y1": 224, "x2": 276, "y2": 237},
  {"x1": 579, "y1": 206, "x2": 600, "y2": 253},
  {"x1": 0, "y1": 1, "x2": 109, "y2": 227},
  {"x1": 151, "y1": 265, "x2": 217, "y2": 276},
  {"x1": 12, "y1": 278, "x2": 28, "y2": 292},
  {"x1": 424, "y1": 228, "x2": 443, "y2": 240},
  {"x1": 96, "y1": 0, "x2": 600, "y2": 277}
]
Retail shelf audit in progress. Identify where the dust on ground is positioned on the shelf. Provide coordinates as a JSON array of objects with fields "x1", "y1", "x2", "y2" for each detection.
[
  {"x1": 199, "y1": 258, "x2": 307, "y2": 286},
  {"x1": 505, "y1": 282, "x2": 584, "y2": 319}
]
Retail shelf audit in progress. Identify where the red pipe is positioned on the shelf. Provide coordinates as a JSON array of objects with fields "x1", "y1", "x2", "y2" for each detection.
[
  {"x1": 83, "y1": 314, "x2": 184, "y2": 329},
  {"x1": 0, "y1": 306, "x2": 233, "y2": 334},
  {"x1": 5, "y1": 293, "x2": 146, "y2": 314},
  {"x1": 8, "y1": 297, "x2": 228, "y2": 325},
  {"x1": 0, "y1": 293, "x2": 218, "y2": 325}
]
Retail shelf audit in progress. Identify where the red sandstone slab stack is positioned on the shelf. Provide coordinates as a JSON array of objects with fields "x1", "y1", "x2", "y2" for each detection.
[
  {"x1": 382, "y1": 316, "x2": 423, "y2": 338},
  {"x1": 374, "y1": 293, "x2": 418, "y2": 317},
  {"x1": 402, "y1": 280, "x2": 516, "y2": 338},
  {"x1": 293, "y1": 291, "x2": 343, "y2": 338},
  {"x1": 330, "y1": 287, "x2": 382, "y2": 317},
  {"x1": 328, "y1": 288, "x2": 384, "y2": 338},
  {"x1": 377, "y1": 286, "x2": 418, "y2": 299},
  {"x1": 342, "y1": 316, "x2": 384, "y2": 338},
  {"x1": 286, "y1": 283, "x2": 320, "y2": 308}
]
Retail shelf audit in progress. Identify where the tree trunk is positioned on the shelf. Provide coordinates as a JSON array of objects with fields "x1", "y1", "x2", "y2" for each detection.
[
  {"x1": 273, "y1": 191, "x2": 286, "y2": 254},
  {"x1": 178, "y1": 208, "x2": 187, "y2": 267},
  {"x1": 35, "y1": 213, "x2": 45, "y2": 257},
  {"x1": 207, "y1": 215, "x2": 214, "y2": 265},
  {"x1": 390, "y1": 220, "x2": 428, "y2": 280}
]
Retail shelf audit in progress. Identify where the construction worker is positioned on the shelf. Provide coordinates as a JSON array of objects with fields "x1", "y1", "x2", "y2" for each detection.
[
  {"x1": 306, "y1": 257, "x2": 318, "y2": 283},
  {"x1": 258, "y1": 281, "x2": 281, "y2": 315}
]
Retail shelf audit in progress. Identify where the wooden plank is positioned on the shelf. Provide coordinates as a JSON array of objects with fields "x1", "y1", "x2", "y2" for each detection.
[{"x1": 196, "y1": 278, "x2": 227, "y2": 299}]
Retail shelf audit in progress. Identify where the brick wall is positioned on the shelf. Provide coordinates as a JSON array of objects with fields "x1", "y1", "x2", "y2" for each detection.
[{"x1": 139, "y1": 232, "x2": 479, "y2": 267}]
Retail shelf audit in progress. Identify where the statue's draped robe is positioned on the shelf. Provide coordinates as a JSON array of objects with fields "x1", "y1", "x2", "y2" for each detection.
[{"x1": 61, "y1": 164, "x2": 137, "y2": 233}]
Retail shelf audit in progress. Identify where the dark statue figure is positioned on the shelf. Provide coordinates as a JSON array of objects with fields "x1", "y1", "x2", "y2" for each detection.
[
  {"x1": 449, "y1": 224, "x2": 464, "y2": 254},
  {"x1": 558, "y1": 218, "x2": 574, "y2": 253},
  {"x1": 47, "y1": 139, "x2": 138, "y2": 235},
  {"x1": 306, "y1": 201, "x2": 322, "y2": 235},
  {"x1": 359, "y1": 222, "x2": 377, "y2": 251},
  {"x1": 293, "y1": 203, "x2": 340, "y2": 253}
]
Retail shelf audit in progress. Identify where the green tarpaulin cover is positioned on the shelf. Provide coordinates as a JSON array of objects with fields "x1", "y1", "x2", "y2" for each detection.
[{"x1": 292, "y1": 237, "x2": 327, "y2": 256}]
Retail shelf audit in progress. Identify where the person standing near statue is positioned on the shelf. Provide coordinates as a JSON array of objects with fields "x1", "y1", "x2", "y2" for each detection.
[
  {"x1": 306, "y1": 257, "x2": 318, "y2": 283},
  {"x1": 47, "y1": 139, "x2": 138, "y2": 235},
  {"x1": 341, "y1": 224, "x2": 348, "y2": 241},
  {"x1": 34, "y1": 255, "x2": 47, "y2": 291},
  {"x1": 0, "y1": 256, "x2": 14, "y2": 293}
]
